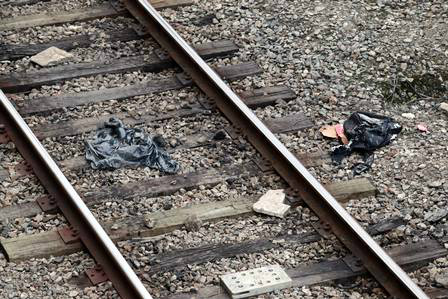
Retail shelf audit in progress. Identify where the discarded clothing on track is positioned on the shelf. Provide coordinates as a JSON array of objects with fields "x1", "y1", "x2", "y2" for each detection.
[
  {"x1": 85, "y1": 117, "x2": 180, "y2": 173},
  {"x1": 331, "y1": 112, "x2": 402, "y2": 174}
]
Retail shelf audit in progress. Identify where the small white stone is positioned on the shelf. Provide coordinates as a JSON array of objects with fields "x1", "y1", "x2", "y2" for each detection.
[
  {"x1": 253, "y1": 189, "x2": 290, "y2": 218},
  {"x1": 30, "y1": 46, "x2": 73, "y2": 67},
  {"x1": 401, "y1": 112, "x2": 415, "y2": 119},
  {"x1": 436, "y1": 272, "x2": 448, "y2": 288},
  {"x1": 440, "y1": 102, "x2": 448, "y2": 113},
  {"x1": 315, "y1": 5, "x2": 325, "y2": 12},
  {"x1": 166, "y1": 104, "x2": 176, "y2": 111}
]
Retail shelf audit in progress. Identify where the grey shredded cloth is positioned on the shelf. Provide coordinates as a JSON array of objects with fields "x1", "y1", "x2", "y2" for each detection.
[{"x1": 85, "y1": 117, "x2": 180, "y2": 173}]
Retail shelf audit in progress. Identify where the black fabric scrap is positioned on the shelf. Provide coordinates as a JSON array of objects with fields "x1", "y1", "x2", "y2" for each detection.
[
  {"x1": 85, "y1": 117, "x2": 180, "y2": 173},
  {"x1": 331, "y1": 112, "x2": 401, "y2": 174}
]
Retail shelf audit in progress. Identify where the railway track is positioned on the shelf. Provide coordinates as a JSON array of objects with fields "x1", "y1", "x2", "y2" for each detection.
[{"x1": 0, "y1": 1, "x2": 447, "y2": 299}]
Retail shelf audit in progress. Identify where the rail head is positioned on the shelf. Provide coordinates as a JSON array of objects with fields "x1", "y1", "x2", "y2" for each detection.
[
  {"x1": 122, "y1": 1, "x2": 430, "y2": 298},
  {"x1": 0, "y1": 90, "x2": 152, "y2": 299}
]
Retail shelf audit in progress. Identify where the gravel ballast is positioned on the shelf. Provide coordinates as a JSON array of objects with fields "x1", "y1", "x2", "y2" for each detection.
[{"x1": 0, "y1": 0, "x2": 447, "y2": 298}]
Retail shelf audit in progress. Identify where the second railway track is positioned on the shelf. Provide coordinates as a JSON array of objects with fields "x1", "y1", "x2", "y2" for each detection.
[{"x1": 1, "y1": 0, "x2": 448, "y2": 299}]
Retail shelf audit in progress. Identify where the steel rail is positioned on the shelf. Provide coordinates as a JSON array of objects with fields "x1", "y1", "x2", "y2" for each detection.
[
  {"x1": 122, "y1": 1, "x2": 429, "y2": 298},
  {"x1": 0, "y1": 89, "x2": 152, "y2": 299}
]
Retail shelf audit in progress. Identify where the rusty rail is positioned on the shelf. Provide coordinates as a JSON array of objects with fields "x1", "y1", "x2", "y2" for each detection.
[
  {"x1": 0, "y1": 90, "x2": 152, "y2": 299},
  {"x1": 122, "y1": 1, "x2": 429, "y2": 298}
]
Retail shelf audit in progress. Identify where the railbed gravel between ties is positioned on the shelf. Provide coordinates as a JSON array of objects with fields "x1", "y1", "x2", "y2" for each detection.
[
  {"x1": 0, "y1": 0, "x2": 108, "y2": 19},
  {"x1": 0, "y1": 0, "x2": 447, "y2": 298}
]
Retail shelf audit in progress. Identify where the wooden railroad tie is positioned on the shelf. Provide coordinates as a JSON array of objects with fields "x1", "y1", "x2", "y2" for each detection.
[
  {"x1": 17, "y1": 62, "x2": 262, "y2": 115},
  {"x1": 0, "y1": 0, "x2": 193, "y2": 32},
  {"x1": 156, "y1": 240, "x2": 447, "y2": 299},
  {"x1": 0, "y1": 40, "x2": 239, "y2": 93},
  {"x1": 1, "y1": 177, "x2": 376, "y2": 262},
  {"x1": 0, "y1": 85, "x2": 300, "y2": 181}
]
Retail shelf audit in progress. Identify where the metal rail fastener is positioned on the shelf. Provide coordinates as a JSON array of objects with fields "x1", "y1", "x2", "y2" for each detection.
[
  {"x1": 0, "y1": 90, "x2": 152, "y2": 299},
  {"x1": 122, "y1": 1, "x2": 429, "y2": 298}
]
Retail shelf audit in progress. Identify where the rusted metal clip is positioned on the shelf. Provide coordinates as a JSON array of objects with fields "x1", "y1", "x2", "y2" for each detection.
[
  {"x1": 175, "y1": 73, "x2": 193, "y2": 87},
  {"x1": 198, "y1": 97, "x2": 215, "y2": 110},
  {"x1": 36, "y1": 195, "x2": 59, "y2": 213},
  {"x1": 15, "y1": 161, "x2": 33, "y2": 176},
  {"x1": 225, "y1": 125, "x2": 243, "y2": 139},
  {"x1": 57, "y1": 226, "x2": 81, "y2": 244},
  {"x1": 253, "y1": 156, "x2": 273, "y2": 172},
  {"x1": 311, "y1": 220, "x2": 333, "y2": 239},
  {"x1": 109, "y1": 0, "x2": 126, "y2": 12},
  {"x1": 86, "y1": 264, "x2": 109, "y2": 285},
  {"x1": 0, "y1": 125, "x2": 10, "y2": 144},
  {"x1": 154, "y1": 48, "x2": 170, "y2": 61},
  {"x1": 343, "y1": 255, "x2": 365, "y2": 272},
  {"x1": 284, "y1": 188, "x2": 301, "y2": 206}
]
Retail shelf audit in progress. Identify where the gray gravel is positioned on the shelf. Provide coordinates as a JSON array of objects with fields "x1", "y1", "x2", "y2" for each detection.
[
  {"x1": 0, "y1": 16, "x2": 154, "y2": 73},
  {"x1": 0, "y1": 251, "x2": 122, "y2": 299},
  {"x1": 0, "y1": 0, "x2": 107, "y2": 19},
  {"x1": 1, "y1": 0, "x2": 447, "y2": 298}
]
